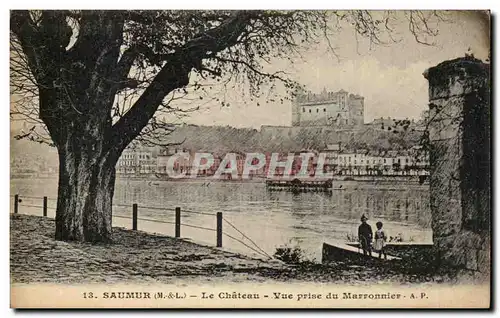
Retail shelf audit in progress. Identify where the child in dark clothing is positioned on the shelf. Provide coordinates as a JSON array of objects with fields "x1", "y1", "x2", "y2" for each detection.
[{"x1": 358, "y1": 214, "x2": 373, "y2": 256}]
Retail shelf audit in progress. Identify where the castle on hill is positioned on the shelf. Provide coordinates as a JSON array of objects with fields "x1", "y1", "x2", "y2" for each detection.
[{"x1": 291, "y1": 88, "x2": 364, "y2": 128}]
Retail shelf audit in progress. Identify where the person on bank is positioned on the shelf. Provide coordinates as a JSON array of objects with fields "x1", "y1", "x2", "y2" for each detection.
[
  {"x1": 358, "y1": 214, "x2": 373, "y2": 256},
  {"x1": 373, "y1": 221, "x2": 388, "y2": 260}
]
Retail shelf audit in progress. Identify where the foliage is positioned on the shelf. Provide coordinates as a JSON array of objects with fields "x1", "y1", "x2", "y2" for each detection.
[
  {"x1": 345, "y1": 232, "x2": 359, "y2": 243},
  {"x1": 274, "y1": 243, "x2": 309, "y2": 264}
]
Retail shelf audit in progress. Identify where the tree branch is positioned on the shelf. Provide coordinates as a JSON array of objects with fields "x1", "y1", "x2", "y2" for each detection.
[{"x1": 110, "y1": 10, "x2": 256, "y2": 152}]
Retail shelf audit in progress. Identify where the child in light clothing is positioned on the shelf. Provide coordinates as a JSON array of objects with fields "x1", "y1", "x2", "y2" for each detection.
[{"x1": 373, "y1": 221, "x2": 387, "y2": 260}]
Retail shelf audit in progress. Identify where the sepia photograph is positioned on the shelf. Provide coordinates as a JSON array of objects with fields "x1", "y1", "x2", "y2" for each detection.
[{"x1": 8, "y1": 7, "x2": 491, "y2": 309}]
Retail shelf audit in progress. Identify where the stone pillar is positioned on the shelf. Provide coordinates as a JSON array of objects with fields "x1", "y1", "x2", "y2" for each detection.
[{"x1": 424, "y1": 56, "x2": 490, "y2": 276}]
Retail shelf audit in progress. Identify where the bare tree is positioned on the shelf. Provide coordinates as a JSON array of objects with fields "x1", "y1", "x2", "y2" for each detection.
[{"x1": 10, "y1": 10, "x2": 443, "y2": 243}]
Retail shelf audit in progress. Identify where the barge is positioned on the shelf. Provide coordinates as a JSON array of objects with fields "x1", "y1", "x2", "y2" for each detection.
[{"x1": 265, "y1": 178, "x2": 334, "y2": 192}]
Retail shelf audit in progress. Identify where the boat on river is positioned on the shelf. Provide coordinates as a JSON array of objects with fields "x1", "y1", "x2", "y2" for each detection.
[
  {"x1": 344, "y1": 241, "x2": 434, "y2": 258},
  {"x1": 265, "y1": 178, "x2": 334, "y2": 192},
  {"x1": 322, "y1": 241, "x2": 402, "y2": 263}
]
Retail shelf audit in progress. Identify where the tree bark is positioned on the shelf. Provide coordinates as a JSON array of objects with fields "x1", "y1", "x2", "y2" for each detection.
[{"x1": 54, "y1": 124, "x2": 117, "y2": 243}]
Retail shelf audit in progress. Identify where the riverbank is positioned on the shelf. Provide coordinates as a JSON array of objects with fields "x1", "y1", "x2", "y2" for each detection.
[
  {"x1": 10, "y1": 214, "x2": 479, "y2": 286},
  {"x1": 10, "y1": 214, "x2": 286, "y2": 285}
]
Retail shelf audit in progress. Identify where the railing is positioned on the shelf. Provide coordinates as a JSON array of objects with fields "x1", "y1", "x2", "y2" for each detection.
[{"x1": 11, "y1": 193, "x2": 272, "y2": 260}]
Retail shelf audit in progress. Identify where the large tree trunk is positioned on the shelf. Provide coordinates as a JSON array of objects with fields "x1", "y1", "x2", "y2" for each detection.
[{"x1": 54, "y1": 130, "x2": 118, "y2": 243}]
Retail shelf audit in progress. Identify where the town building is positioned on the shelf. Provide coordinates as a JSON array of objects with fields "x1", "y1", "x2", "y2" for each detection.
[
  {"x1": 335, "y1": 148, "x2": 429, "y2": 176},
  {"x1": 368, "y1": 117, "x2": 397, "y2": 129},
  {"x1": 156, "y1": 147, "x2": 191, "y2": 175},
  {"x1": 117, "y1": 148, "x2": 155, "y2": 174}
]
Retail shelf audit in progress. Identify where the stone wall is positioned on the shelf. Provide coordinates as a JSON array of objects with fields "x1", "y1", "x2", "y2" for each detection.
[{"x1": 424, "y1": 57, "x2": 490, "y2": 278}]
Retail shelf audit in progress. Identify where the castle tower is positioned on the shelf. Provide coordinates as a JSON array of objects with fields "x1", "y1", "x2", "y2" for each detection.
[
  {"x1": 349, "y1": 94, "x2": 365, "y2": 126},
  {"x1": 291, "y1": 100, "x2": 301, "y2": 126},
  {"x1": 291, "y1": 86, "x2": 307, "y2": 126}
]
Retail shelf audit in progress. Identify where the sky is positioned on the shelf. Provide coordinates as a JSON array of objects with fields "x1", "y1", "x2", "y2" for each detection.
[{"x1": 175, "y1": 10, "x2": 490, "y2": 129}]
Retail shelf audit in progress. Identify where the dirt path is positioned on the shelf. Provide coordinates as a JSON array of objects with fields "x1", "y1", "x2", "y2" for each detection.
[
  {"x1": 10, "y1": 214, "x2": 461, "y2": 285},
  {"x1": 10, "y1": 214, "x2": 288, "y2": 285}
]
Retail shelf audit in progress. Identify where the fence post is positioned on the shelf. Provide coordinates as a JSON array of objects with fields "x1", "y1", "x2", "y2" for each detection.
[
  {"x1": 175, "y1": 207, "x2": 181, "y2": 238},
  {"x1": 43, "y1": 196, "x2": 47, "y2": 217},
  {"x1": 14, "y1": 194, "x2": 19, "y2": 214},
  {"x1": 216, "y1": 212, "x2": 222, "y2": 247},
  {"x1": 132, "y1": 204, "x2": 138, "y2": 230}
]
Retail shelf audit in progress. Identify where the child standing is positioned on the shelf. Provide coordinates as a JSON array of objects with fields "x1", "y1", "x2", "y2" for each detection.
[
  {"x1": 373, "y1": 221, "x2": 387, "y2": 260},
  {"x1": 358, "y1": 214, "x2": 373, "y2": 257}
]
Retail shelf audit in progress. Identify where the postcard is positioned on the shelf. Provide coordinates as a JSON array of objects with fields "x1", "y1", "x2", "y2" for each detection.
[{"x1": 10, "y1": 9, "x2": 491, "y2": 309}]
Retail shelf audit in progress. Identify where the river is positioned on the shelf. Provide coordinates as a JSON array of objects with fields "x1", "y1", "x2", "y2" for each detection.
[{"x1": 10, "y1": 177, "x2": 432, "y2": 261}]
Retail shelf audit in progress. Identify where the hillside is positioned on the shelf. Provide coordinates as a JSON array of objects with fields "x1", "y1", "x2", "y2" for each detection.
[
  {"x1": 161, "y1": 124, "x2": 423, "y2": 153},
  {"x1": 10, "y1": 124, "x2": 424, "y2": 169}
]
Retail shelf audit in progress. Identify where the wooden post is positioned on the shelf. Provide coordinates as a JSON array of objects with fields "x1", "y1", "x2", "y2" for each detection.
[
  {"x1": 216, "y1": 212, "x2": 222, "y2": 247},
  {"x1": 132, "y1": 204, "x2": 138, "y2": 230},
  {"x1": 175, "y1": 207, "x2": 181, "y2": 238},
  {"x1": 14, "y1": 194, "x2": 19, "y2": 214},
  {"x1": 43, "y1": 196, "x2": 47, "y2": 217}
]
